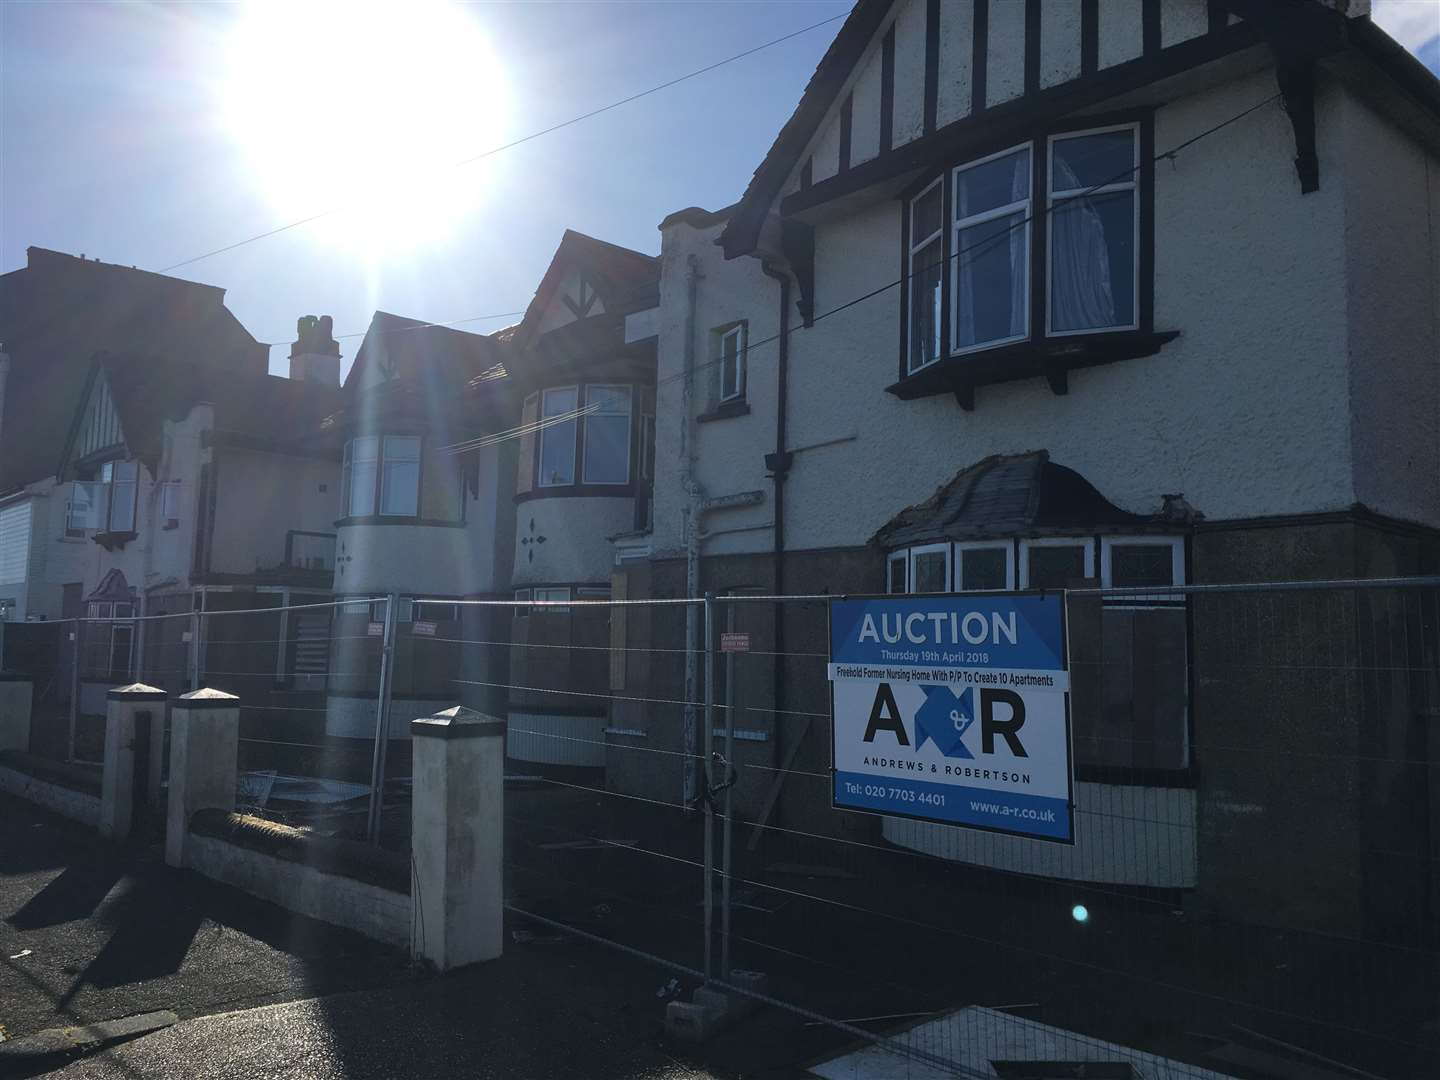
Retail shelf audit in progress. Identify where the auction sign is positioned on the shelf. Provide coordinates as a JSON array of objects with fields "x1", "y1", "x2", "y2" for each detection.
[{"x1": 828, "y1": 593, "x2": 1074, "y2": 843}]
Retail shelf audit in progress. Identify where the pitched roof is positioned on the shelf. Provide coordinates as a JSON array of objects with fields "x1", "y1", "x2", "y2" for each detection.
[
  {"x1": 716, "y1": 1, "x2": 1440, "y2": 260},
  {"x1": 717, "y1": 0, "x2": 894, "y2": 259},
  {"x1": 872, "y1": 452, "x2": 1148, "y2": 548},
  {"x1": 344, "y1": 310, "x2": 503, "y2": 393},
  {"x1": 0, "y1": 247, "x2": 266, "y2": 490},
  {"x1": 512, "y1": 230, "x2": 659, "y2": 351},
  {"x1": 80, "y1": 352, "x2": 340, "y2": 472}
]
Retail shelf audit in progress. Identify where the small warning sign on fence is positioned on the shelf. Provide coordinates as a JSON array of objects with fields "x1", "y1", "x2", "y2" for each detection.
[
  {"x1": 412, "y1": 621, "x2": 437, "y2": 636},
  {"x1": 367, "y1": 621, "x2": 384, "y2": 637},
  {"x1": 720, "y1": 632, "x2": 750, "y2": 653}
]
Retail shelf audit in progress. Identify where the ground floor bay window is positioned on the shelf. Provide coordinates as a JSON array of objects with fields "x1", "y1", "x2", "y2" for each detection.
[{"x1": 886, "y1": 534, "x2": 1188, "y2": 777}]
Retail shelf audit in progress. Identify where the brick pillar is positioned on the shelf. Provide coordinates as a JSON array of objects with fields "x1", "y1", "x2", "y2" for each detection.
[
  {"x1": 411, "y1": 706, "x2": 505, "y2": 970},
  {"x1": 165, "y1": 688, "x2": 239, "y2": 868},
  {"x1": 0, "y1": 672, "x2": 33, "y2": 753},
  {"x1": 100, "y1": 683, "x2": 168, "y2": 841}
]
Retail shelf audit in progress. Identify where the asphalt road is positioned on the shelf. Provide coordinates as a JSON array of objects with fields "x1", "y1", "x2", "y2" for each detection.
[
  {"x1": 0, "y1": 793, "x2": 414, "y2": 1046},
  {"x1": 0, "y1": 793, "x2": 854, "y2": 1079}
]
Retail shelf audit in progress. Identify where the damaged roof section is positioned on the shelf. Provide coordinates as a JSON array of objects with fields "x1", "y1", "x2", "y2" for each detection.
[{"x1": 872, "y1": 451, "x2": 1151, "y2": 549}]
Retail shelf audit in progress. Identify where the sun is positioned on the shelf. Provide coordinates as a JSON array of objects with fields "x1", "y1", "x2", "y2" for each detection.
[{"x1": 222, "y1": 1, "x2": 508, "y2": 253}]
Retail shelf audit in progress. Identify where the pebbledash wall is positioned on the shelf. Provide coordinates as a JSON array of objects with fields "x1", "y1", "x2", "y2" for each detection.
[{"x1": 633, "y1": 12, "x2": 1440, "y2": 939}]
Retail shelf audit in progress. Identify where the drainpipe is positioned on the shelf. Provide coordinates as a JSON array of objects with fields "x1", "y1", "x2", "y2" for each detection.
[
  {"x1": 680, "y1": 255, "x2": 705, "y2": 806},
  {"x1": 760, "y1": 263, "x2": 793, "y2": 775},
  {"x1": 0, "y1": 346, "x2": 10, "y2": 455}
]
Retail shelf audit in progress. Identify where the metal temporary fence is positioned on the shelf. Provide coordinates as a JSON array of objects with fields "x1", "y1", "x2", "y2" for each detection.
[
  {"x1": 6, "y1": 580, "x2": 1438, "y2": 1076},
  {"x1": 353, "y1": 578, "x2": 1440, "y2": 1080},
  {"x1": 0, "y1": 596, "x2": 396, "y2": 840}
]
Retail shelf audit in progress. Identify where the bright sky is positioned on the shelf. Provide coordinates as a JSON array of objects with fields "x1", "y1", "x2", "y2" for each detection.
[{"x1": 2, "y1": 1, "x2": 1436, "y2": 379}]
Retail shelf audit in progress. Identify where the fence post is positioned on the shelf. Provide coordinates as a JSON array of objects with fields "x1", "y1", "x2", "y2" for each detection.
[
  {"x1": 410, "y1": 705, "x2": 505, "y2": 969},
  {"x1": 68, "y1": 619, "x2": 82, "y2": 762},
  {"x1": 366, "y1": 593, "x2": 398, "y2": 845},
  {"x1": 721, "y1": 600, "x2": 735, "y2": 979},
  {"x1": 165, "y1": 688, "x2": 239, "y2": 868},
  {"x1": 0, "y1": 671, "x2": 33, "y2": 753},
  {"x1": 188, "y1": 609, "x2": 201, "y2": 692},
  {"x1": 99, "y1": 683, "x2": 167, "y2": 841},
  {"x1": 702, "y1": 591, "x2": 715, "y2": 980}
]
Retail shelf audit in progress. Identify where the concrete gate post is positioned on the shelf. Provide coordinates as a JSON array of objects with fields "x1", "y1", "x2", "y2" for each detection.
[
  {"x1": 165, "y1": 688, "x2": 239, "y2": 868},
  {"x1": 410, "y1": 706, "x2": 505, "y2": 970},
  {"x1": 100, "y1": 683, "x2": 168, "y2": 841},
  {"x1": 0, "y1": 672, "x2": 33, "y2": 753}
]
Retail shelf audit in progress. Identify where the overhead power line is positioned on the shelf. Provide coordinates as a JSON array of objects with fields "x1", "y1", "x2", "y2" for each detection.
[{"x1": 157, "y1": 11, "x2": 851, "y2": 274}]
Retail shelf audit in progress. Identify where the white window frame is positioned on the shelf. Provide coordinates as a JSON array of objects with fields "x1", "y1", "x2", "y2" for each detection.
[
  {"x1": 907, "y1": 176, "x2": 945, "y2": 374},
  {"x1": 160, "y1": 479, "x2": 181, "y2": 527},
  {"x1": 513, "y1": 587, "x2": 532, "y2": 618},
  {"x1": 951, "y1": 142, "x2": 1032, "y2": 357},
  {"x1": 539, "y1": 386, "x2": 580, "y2": 488},
  {"x1": 533, "y1": 586, "x2": 572, "y2": 615},
  {"x1": 886, "y1": 551, "x2": 908, "y2": 595},
  {"x1": 907, "y1": 542, "x2": 952, "y2": 594},
  {"x1": 1045, "y1": 123, "x2": 1141, "y2": 338},
  {"x1": 342, "y1": 436, "x2": 380, "y2": 517},
  {"x1": 719, "y1": 324, "x2": 747, "y2": 402},
  {"x1": 581, "y1": 384, "x2": 633, "y2": 486},
  {"x1": 954, "y1": 541, "x2": 1016, "y2": 592},
  {"x1": 1018, "y1": 537, "x2": 1096, "y2": 589},
  {"x1": 1100, "y1": 535, "x2": 1185, "y2": 607}
]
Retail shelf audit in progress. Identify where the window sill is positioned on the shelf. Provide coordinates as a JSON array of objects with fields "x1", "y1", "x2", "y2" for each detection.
[
  {"x1": 335, "y1": 516, "x2": 466, "y2": 529},
  {"x1": 93, "y1": 530, "x2": 138, "y2": 551},
  {"x1": 697, "y1": 399, "x2": 751, "y2": 424},
  {"x1": 886, "y1": 330, "x2": 1180, "y2": 409},
  {"x1": 514, "y1": 483, "x2": 638, "y2": 504}
]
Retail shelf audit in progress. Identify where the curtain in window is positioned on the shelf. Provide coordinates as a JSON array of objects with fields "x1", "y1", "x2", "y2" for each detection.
[
  {"x1": 956, "y1": 152, "x2": 1029, "y2": 349},
  {"x1": 1049, "y1": 154, "x2": 1118, "y2": 332}
]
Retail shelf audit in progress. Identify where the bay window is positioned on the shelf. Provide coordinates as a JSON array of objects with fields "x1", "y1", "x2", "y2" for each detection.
[
  {"x1": 67, "y1": 460, "x2": 139, "y2": 535},
  {"x1": 343, "y1": 435, "x2": 422, "y2": 518},
  {"x1": 521, "y1": 383, "x2": 640, "y2": 494},
  {"x1": 582, "y1": 385, "x2": 631, "y2": 485},
  {"x1": 379, "y1": 436, "x2": 420, "y2": 516},
  {"x1": 1020, "y1": 538, "x2": 1096, "y2": 589},
  {"x1": 956, "y1": 541, "x2": 1014, "y2": 591},
  {"x1": 952, "y1": 145, "x2": 1031, "y2": 355},
  {"x1": 886, "y1": 535, "x2": 1189, "y2": 775},
  {"x1": 539, "y1": 387, "x2": 579, "y2": 487},
  {"x1": 1048, "y1": 127, "x2": 1138, "y2": 335},
  {"x1": 898, "y1": 119, "x2": 1154, "y2": 395}
]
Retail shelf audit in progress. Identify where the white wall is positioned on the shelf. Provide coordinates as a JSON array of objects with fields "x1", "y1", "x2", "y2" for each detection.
[
  {"x1": 209, "y1": 447, "x2": 338, "y2": 577},
  {"x1": 511, "y1": 495, "x2": 637, "y2": 587},
  {"x1": 332, "y1": 442, "x2": 507, "y2": 598},
  {"x1": 1340, "y1": 93, "x2": 1440, "y2": 528},
  {"x1": 655, "y1": 69, "x2": 1370, "y2": 563},
  {"x1": 651, "y1": 219, "x2": 781, "y2": 559}
]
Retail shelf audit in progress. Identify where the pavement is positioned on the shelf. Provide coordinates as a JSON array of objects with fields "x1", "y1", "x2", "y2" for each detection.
[{"x1": 0, "y1": 793, "x2": 852, "y2": 1079}]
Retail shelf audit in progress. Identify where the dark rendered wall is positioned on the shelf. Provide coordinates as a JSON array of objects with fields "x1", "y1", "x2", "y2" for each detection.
[
  {"x1": 1190, "y1": 517, "x2": 1439, "y2": 943},
  {"x1": 613, "y1": 515, "x2": 1438, "y2": 942}
]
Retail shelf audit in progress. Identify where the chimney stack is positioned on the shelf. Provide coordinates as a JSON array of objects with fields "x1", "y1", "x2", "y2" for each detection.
[{"x1": 289, "y1": 315, "x2": 341, "y2": 387}]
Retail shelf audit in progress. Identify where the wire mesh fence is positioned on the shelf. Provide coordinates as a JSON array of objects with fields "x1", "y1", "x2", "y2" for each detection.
[{"x1": 3, "y1": 578, "x2": 1438, "y2": 1076}]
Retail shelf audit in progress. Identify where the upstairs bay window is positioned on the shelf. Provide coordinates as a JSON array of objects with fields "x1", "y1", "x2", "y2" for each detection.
[
  {"x1": 539, "y1": 388, "x2": 579, "y2": 487},
  {"x1": 520, "y1": 383, "x2": 640, "y2": 496},
  {"x1": 67, "y1": 461, "x2": 139, "y2": 536},
  {"x1": 582, "y1": 385, "x2": 632, "y2": 485},
  {"x1": 898, "y1": 119, "x2": 1161, "y2": 399},
  {"x1": 343, "y1": 436, "x2": 423, "y2": 519}
]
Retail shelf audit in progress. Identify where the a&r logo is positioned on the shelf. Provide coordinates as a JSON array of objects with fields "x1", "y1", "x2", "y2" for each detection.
[{"x1": 915, "y1": 685, "x2": 974, "y2": 759}]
